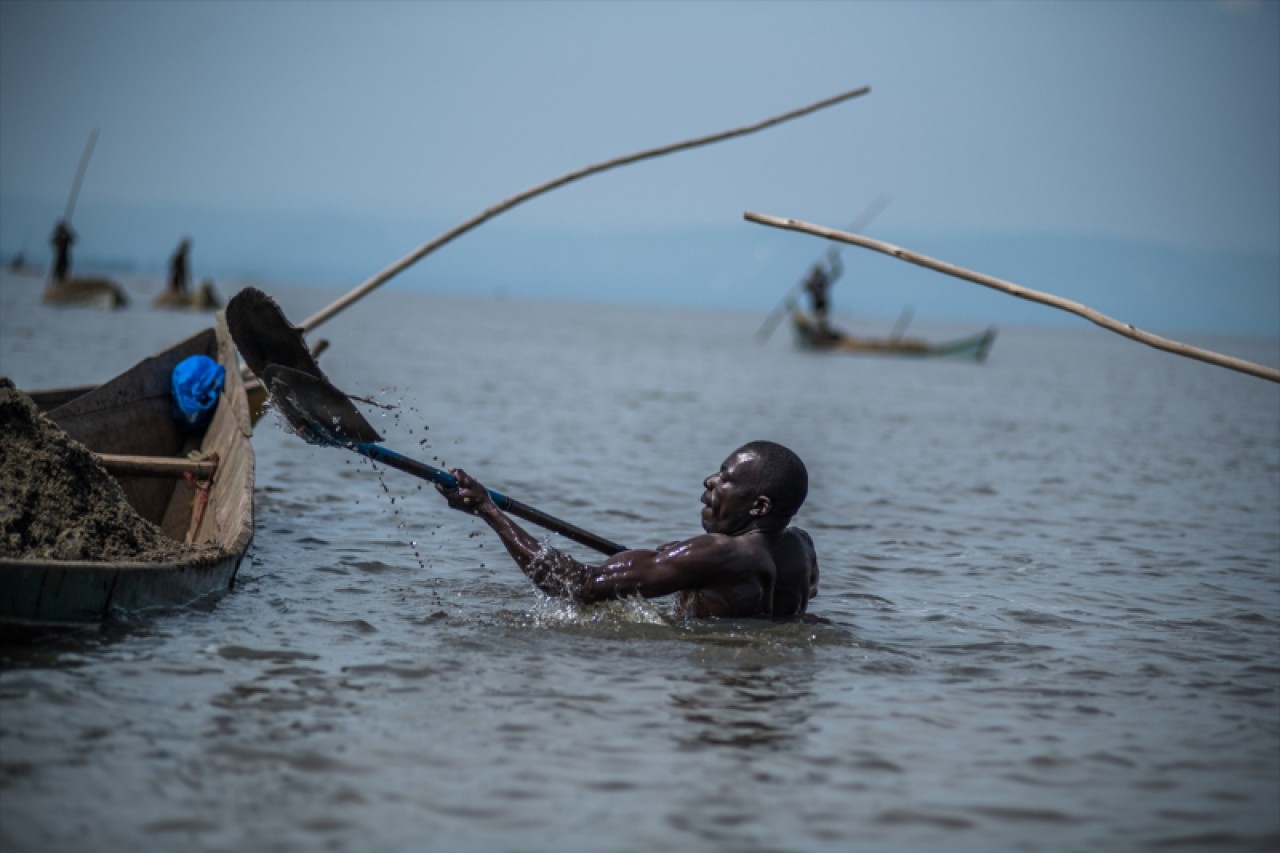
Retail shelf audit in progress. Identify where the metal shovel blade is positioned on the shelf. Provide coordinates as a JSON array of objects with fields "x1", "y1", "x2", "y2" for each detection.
[
  {"x1": 226, "y1": 286, "x2": 328, "y2": 383},
  {"x1": 260, "y1": 364, "x2": 383, "y2": 447}
]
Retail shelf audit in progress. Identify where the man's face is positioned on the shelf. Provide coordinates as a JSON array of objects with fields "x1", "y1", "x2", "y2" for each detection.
[{"x1": 701, "y1": 449, "x2": 766, "y2": 534}]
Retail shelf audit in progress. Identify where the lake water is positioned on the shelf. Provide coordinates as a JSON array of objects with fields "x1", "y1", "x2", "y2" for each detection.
[{"x1": 1, "y1": 271, "x2": 1278, "y2": 852}]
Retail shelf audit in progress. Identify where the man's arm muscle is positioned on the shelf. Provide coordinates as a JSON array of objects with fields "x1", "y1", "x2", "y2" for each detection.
[{"x1": 574, "y1": 536, "x2": 744, "y2": 604}]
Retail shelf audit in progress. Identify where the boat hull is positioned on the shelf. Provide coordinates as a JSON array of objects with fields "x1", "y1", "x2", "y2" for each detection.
[
  {"x1": 41, "y1": 276, "x2": 129, "y2": 309},
  {"x1": 151, "y1": 282, "x2": 222, "y2": 311},
  {"x1": 791, "y1": 311, "x2": 996, "y2": 361},
  {"x1": 0, "y1": 552, "x2": 243, "y2": 629}
]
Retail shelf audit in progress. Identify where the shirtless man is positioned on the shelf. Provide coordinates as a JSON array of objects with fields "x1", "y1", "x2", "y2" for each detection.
[{"x1": 437, "y1": 440, "x2": 818, "y2": 619}]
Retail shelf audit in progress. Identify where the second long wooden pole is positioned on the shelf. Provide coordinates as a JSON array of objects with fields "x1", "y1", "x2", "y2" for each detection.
[{"x1": 298, "y1": 86, "x2": 871, "y2": 334}]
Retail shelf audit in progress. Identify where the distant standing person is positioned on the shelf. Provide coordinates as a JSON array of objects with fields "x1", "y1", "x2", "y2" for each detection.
[
  {"x1": 168, "y1": 238, "x2": 192, "y2": 295},
  {"x1": 804, "y1": 248, "x2": 843, "y2": 341},
  {"x1": 49, "y1": 219, "x2": 75, "y2": 283}
]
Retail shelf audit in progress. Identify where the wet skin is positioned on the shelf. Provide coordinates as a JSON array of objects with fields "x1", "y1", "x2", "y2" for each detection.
[{"x1": 438, "y1": 448, "x2": 818, "y2": 619}]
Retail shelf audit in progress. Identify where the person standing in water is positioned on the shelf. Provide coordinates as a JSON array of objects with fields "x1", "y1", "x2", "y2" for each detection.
[
  {"x1": 436, "y1": 440, "x2": 819, "y2": 619},
  {"x1": 804, "y1": 248, "x2": 843, "y2": 341},
  {"x1": 49, "y1": 219, "x2": 75, "y2": 284},
  {"x1": 167, "y1": 238, "x2": 192, "y2": 296}
]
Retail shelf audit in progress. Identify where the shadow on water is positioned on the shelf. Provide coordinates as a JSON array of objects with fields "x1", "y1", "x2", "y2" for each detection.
[
  {"x1": 0, "y1": 595, "x2": 228, "y2": 670},
  {"x1": 0, "y1": 626, "x2": 111, "y2": 671}
]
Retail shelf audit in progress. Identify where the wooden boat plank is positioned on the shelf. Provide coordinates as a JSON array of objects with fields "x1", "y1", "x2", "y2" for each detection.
[
  {"x1": 0, "y1": 554, "x2": 242, "y2": 628},
  {"x1": 189, "y1": 313, "x2": 254, "y2": 554},
  {"x1": 96, "y1": 454, "x2": 219, "y2": 478},
  {"x1": 0, "y1": 562, "x2": 116, "y2": 626},
  {"x1": 26, "y1": 385, "x2": 93, "y2": 412},
  {"x1": 97, "y1": 553, "x2": 242, "y2": 617}
]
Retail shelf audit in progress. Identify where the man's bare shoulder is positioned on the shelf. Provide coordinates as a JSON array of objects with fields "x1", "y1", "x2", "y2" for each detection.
[
  {"x1": 657, "y1": 531, "x2": 754, "y2": 561},
  {"x1": 784, "y1": 526, "x2": 815, "y2": 546},
  {"x1": 649, "y1": 532, "x2": 774, "y2": 579}
]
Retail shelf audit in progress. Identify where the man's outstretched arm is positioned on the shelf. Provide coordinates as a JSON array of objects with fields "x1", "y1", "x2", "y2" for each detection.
[
  {"x1": 437, "y1": 468, "x2": 738, "y2": 603},
  {"x1": 437, "y1": 467, "x2": 594, "y2": 596}
]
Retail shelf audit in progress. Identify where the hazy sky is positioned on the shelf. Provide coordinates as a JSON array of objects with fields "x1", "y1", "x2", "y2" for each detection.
[{"x1": 1, "y1": 1, "x2": 1277, "y2": 332}]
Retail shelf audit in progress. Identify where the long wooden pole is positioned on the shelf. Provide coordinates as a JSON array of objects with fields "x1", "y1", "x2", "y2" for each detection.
[
  {"x1": 97, "y1": 453, "x2": 217, "y2": 479},
  {"x1": 743, "y1": 211, "x2": 1280, "y2": 384},
  {"x1": 297, "y1": 86, "x2": 871, "y2": 334},
  {"x1": 64, "y1": 128, "x2": 99, "y2": 223}
]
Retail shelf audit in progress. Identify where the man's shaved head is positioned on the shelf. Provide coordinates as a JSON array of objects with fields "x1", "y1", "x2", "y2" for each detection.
[{"x1": 735, "y1": 440, "x2": 808, "y2": 522}]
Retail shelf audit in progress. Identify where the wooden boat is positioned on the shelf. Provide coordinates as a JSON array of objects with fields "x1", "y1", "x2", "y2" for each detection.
[
  {"x1": 791, "y1": 310, "x2": 996, "y2": 361},
  {"x1": 152, "y1": 280, "x2": 222, "y2": 311},
  {"x1": 0, "y1": 315, "x2": 254, "y2": 629},
  {"x1": 42, "y1": 275, "x2": 128, "y2": 309}
]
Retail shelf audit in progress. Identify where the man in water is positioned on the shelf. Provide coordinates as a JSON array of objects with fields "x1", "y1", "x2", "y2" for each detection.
[
  {"x1": 168, "y1": 238, "x2": 191, "y2": 296},
  {"x1": 804, "y1": 247, "x2": 843, "y2": 341},
  {"x1": 437, "y1": 440, "x2": 818, "y2": 619}
]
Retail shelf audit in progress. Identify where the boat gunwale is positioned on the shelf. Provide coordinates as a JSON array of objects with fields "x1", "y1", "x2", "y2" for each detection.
[{"x1": 0, "y1": 549, "x2": 240, "y2": 574}]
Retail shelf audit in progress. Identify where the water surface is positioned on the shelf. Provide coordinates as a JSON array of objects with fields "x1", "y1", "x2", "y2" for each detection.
[{"x1": 1, "y1": 273, "x2": 1277, "y2": 852}]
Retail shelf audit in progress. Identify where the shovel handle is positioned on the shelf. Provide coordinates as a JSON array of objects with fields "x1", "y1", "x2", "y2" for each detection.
[{"x1": 355, "y1": 443, "x2": 627, "y2": 556}]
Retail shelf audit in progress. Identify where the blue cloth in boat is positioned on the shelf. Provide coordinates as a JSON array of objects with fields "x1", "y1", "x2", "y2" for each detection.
[{"x1": 171, "y1": 355, "x2": 225, "y2": 431}]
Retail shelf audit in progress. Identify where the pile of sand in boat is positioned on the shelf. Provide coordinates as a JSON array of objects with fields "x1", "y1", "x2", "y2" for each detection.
[{"x1": 0, "y1": 378, "x2": 219, "y2": 562}]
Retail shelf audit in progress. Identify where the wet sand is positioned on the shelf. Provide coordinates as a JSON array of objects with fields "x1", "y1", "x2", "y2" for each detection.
[{"x1": 0, "y1": 378, "x2": 208, "y2": 563}]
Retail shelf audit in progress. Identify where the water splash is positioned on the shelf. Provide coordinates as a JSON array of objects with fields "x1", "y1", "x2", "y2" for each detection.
[{"x1": 525, "y1": 590, "x2": 672, "y2": 629}]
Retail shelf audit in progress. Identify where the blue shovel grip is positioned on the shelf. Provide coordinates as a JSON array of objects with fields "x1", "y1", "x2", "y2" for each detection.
[{"x1": 356, "y1": 443, "x2": 510, "y2": 504}]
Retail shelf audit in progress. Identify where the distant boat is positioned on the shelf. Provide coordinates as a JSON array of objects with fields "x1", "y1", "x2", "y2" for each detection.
[
  {"x1": 791, "y1": 310, "x2": 996, "y2": 361},
  {"x1": 42, "y1": 275, "x2": 128, "y2": 309},
  {"x1": 152, "y1": 280, "x2": 222, "y2": 311},
  {"x1": 0, "y1": 318, "x2": 254, "y2": 629}
]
